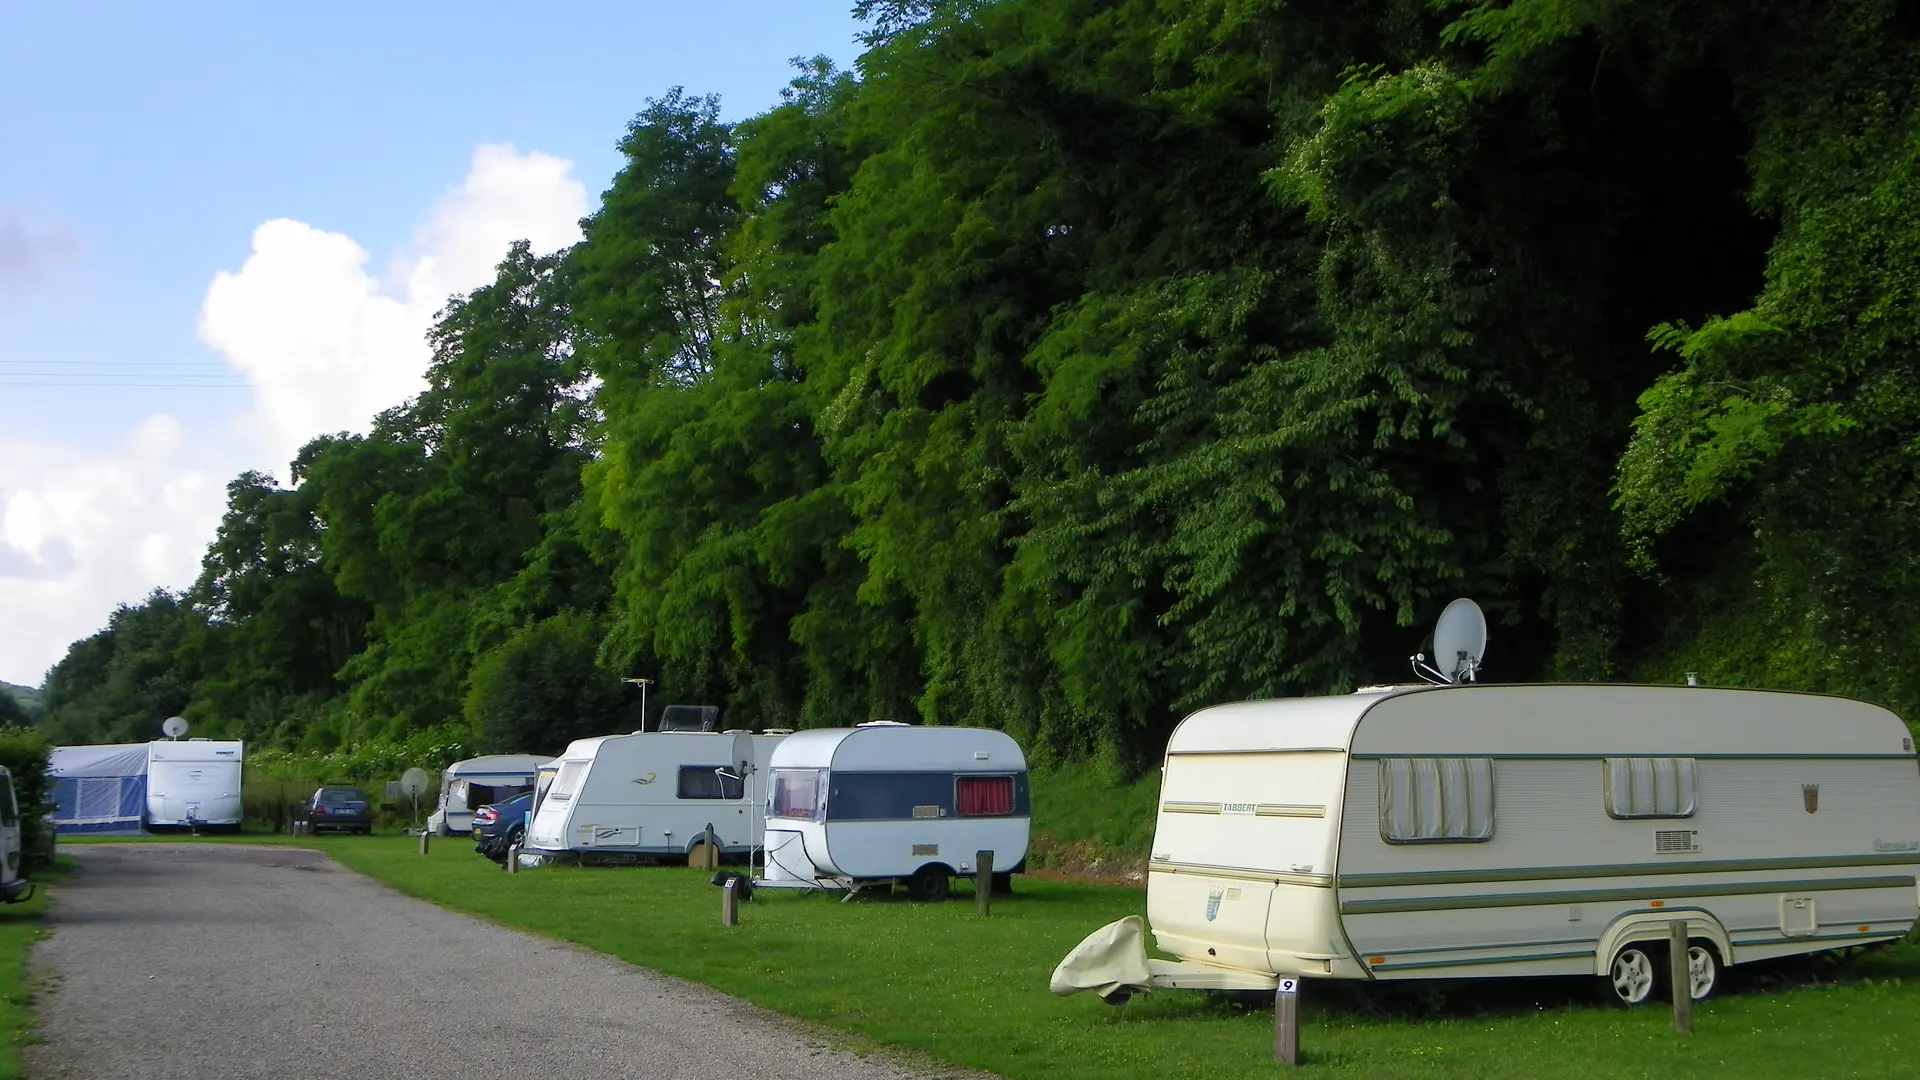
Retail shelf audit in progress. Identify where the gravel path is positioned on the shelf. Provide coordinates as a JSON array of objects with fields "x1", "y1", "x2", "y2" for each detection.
[{"x1": 26, "y1": 845, "x2": 968, "y2": 1080}]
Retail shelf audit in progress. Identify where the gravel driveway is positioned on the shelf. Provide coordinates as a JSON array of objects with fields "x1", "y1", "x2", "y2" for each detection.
[{"x1": 27, "y1": 845, "x2": 968, "y2": 1080}]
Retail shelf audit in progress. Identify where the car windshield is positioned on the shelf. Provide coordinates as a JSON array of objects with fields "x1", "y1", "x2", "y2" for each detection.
[{"x1": 319, "y1": 788, "x2": 367, "y2": 805}]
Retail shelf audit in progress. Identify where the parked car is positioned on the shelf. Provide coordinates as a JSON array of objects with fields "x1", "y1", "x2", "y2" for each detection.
[
  {"x1": 306, "y1": 787, "x2": 373, "y2": 834},
  {"x1": 472, "y1": 791, "x2": 534, "y2": 863}
]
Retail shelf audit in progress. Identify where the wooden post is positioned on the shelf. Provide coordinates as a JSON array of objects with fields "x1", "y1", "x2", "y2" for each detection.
[
  {"x1": 975, "y1": 850, "x2": 994, "y2": 917},
  {"x1": 721, "y1": 878, "x2": 739, "y2": 927},
  {"x1": 418, "y1": 830, "x2": 430, "y2": 856},
  {"x1": 1670, "y1": 920, "x2": 1693, "y2": 1035},
  {"x1": 505, "y1": 843, "x2": 520, "y2": 874},
  {"x1": 1274, "y1": 977, "x2": 1300, "y2": 1066}
]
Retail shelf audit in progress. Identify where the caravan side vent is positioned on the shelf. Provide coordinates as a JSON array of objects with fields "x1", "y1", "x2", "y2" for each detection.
[{"x1": 1654, "y1": 829, "x2": 1699, "y2": 854}]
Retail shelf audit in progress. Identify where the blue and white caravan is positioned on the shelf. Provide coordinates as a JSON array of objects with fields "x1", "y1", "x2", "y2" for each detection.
[
  {"x1": 146, "y1": 739, "x2": 243, "y2": 831},
  {"x1": 1051, "y1": 683, "x2": 1920, "y2": 1007},
  {"x1": 49, "y1": 743, "x2": 149, "y2": 836},
  {"x1": 427, "y1": 754, "x2": 547, "y2": 836},
  {"x1": 520, "y1": 729, "x2": 787, "y2": 866},
  {"x1": 757, "y1": 722, "x2": 1031, "y2": 901}
]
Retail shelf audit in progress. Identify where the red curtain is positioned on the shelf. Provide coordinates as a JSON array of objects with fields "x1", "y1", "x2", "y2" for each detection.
[{"x1": 957, "y1": 776, "x2": 1014, "y2": 816}]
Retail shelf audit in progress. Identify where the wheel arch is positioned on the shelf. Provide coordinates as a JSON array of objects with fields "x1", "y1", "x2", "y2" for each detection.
[{"x1": 1593, "y1": 907, "x2": 1732, "y2": 976}]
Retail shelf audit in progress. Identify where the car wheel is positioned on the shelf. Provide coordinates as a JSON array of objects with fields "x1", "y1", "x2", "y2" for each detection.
[{"x1": 906, "y1": 865, "x2": 950, "y2": 902}]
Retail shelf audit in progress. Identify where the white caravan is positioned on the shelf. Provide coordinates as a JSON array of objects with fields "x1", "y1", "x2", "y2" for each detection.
[
  {"x1": 0, "y1": 765, "x2": 29, "y2": 904},
  {"x1": 146, "y1": 739, "x2": 244, "y2": 831},
  {"x1": 757, "y1": 723, "x2": 1030, "y2": 901},
  {"x1": 521, "y1": 731, "x2": 786, "y2": 864},
  {"x1": 1052, "y1": 683, "x2": 1920, "y2": 1006},
  {"x1": 427, "y1": 754, "x2": 547, "y2": 835}
]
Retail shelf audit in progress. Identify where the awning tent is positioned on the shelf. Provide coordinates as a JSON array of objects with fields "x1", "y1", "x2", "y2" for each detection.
[{"x1": 49, "y1": 744, "x2": 149, "y2": 835}]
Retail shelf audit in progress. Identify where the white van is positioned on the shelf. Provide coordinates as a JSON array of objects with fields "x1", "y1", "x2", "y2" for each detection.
[
  {"x1": 1053, "y1": 683, "x2": 1920, "y2": 1006},
  {"x1": 146, "y1": 739, "x2": 244, "y2": 831},
  {"x1": 521, "y1": 730, "x2": 786, "y2": 865},
  {"x1": 1, "y1": 765, "x2": 31, "y2": 903}
]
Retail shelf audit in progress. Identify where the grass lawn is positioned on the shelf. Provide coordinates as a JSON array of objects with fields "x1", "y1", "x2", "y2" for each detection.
[
  {"x1": 0, "y1": 858, "x2": 72, "y2": 1080},
  {"x1": 197, "y1": 835, "x2": 1915, "y2": 1080}
]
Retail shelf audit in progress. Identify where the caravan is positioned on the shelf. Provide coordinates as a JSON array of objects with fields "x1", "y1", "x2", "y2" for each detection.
[
  {"x1": 48, "y1": 743, "x2": 148, "y2": 835},
  {"x1": 521, "y1": 730, "x2": 786, "y2": 865},
  {"x1": 0, "y1": 765, "x2": 29, "y2": 903},
  {"x1": 757, "y1": 723, "x2": 1031, "y2": 901},
  {"x1": 146, "y1": 739, "x2": 243, "y2": 831},
  {"x1": 1052, "y1": 682, "x2": 1920, "y2": 1006},
  {"x1": 427, "y1": 754, "x2": 547, "y2": 835}
]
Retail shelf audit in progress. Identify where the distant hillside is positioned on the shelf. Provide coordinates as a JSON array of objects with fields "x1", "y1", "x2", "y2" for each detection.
[{"x1": 1, "y1": 681, "x2": 41, "y2": 719}]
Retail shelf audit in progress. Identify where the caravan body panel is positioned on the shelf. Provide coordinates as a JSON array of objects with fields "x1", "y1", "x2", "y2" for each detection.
[
  {"x1": 146, "y1": 740, "x2": 244, "y2": 828},
  {"x1": 1146, "y1": 684, "x2": 1920, "y2": 985},
  {"x1": 763, "y1": 725, "x2": 1030, "y2": 883},
  {"x1": 0, "y1": 765, "x2": 24, "y2": 901},
  {"x1": 524, "y1": 732, "x2": 784, "y2": 857}
]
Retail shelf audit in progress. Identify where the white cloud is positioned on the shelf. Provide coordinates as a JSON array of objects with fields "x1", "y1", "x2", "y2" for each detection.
[
  {"x1": 202, "y1": 144, "x2": 588, "y2": 472},
  {"x1": 0, "y1": 145, "x2": 587, "y2": 685}
]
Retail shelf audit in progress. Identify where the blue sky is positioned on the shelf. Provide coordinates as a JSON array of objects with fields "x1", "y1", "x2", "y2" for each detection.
[{"x1": 0, "y1": 2, "x2": 867, "y2": 684}]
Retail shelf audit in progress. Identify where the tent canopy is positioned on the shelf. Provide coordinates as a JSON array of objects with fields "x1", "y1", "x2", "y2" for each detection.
[{"x1": 49, "y1": 743, "x2": 149, "y2": 835}]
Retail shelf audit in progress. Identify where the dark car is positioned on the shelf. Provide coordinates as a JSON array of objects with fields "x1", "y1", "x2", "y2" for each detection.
[
  {"x1": 307, "y1": 787, "x2": 374, "y2": 834},
  {"x1": 472, "y1": 791, "x2": 534, "y2": 862}
]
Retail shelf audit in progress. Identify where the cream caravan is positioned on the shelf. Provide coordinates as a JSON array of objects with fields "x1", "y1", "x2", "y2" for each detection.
[
  {"x1": 1053, "y1": 682, "x2": 1920, "y2": 1006},
  {"x1": 146, "y1": 739, "x2": 243, "y2": 831}
]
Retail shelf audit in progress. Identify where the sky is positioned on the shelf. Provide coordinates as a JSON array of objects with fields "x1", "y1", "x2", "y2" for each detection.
[{"x1": 0, "y1": 2, "x2": 868, "y2": 686}]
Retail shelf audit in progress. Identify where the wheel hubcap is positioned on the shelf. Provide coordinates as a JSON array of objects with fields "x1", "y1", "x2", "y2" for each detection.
[
  {"x1": 1688, "y1": 946, "x2": 1715, "y2": 999},
  {"x1": 1611, "y1": 950, "x2": 1653, "y2": 1003}
]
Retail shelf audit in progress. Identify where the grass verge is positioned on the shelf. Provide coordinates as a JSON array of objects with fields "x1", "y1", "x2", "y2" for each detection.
[
  {"x1": 257, "y1": 836, "x2": 1920, "y2": 1080},
  {"x1": 0, "y1": 857, "x2": 73, "y2": 1080}
]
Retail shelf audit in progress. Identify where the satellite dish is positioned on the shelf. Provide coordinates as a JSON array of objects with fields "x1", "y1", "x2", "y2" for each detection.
[
  {"x1": 399, "y1": 768, "x2": 429, "y2": 798},
  {"x1": 1430, "y1": 598, "x2": 1488, "y2": 684},
  {"x1": 161, "y1": 716, "x2": 189, "y2": 739},
  {"x1": 730, "y1": 730, "x2": 755, "y2": 785}
]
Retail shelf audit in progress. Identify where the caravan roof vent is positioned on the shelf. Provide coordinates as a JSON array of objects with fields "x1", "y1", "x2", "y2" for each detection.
[
  {"x1": 658, "y1": 704, "x2": 721, "y2": 733},
  {"x1": 856, "y1": 720, "x2": 911, "y2": 727},
  {"x1": 761, "y1": 728, "x2": 795, "y2": 735}
]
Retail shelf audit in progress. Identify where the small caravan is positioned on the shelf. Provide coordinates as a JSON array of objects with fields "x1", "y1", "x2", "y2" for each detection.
[
  {"x1": 0, "y1": 764, "x2": 30, "y2": 903},
  {"x1": 427, "y1": 754, "x2": 548, "y2": 835},
  {"x1": 48, "y1": 743, "x2": 149, "y2": 835},
  {"x1": 1052, "y1": 682, "x2": 1920, "y2": 1006},
  {"x1": 757, "y1": 723, "x2": 1031, "y2": 901},
  {"x1": 146, "y1": 739, "x2": 243, "y2": 830},
  {"x1": 520, "y1": 730, "x2": 787, "y2": 864}
]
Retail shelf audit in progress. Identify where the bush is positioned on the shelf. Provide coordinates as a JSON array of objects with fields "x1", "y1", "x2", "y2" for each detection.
[{"x1": 0, "y1": 727, "x2": 53, "y2": 867}]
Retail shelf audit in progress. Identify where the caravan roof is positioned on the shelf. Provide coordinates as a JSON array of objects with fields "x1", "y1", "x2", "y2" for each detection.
[
  {"x1": 1169, "y1": 684, "x2": 1909, "y2": 758},
  {"x1": 444, "y1": 754, "x2": 548, "y2": 778},
  {"x1": 773, "y1": 725, "x2": 1026, "y2": 771}
]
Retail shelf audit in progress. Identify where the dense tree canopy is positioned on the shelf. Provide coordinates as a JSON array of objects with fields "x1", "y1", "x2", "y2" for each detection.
[{"x1": 33, "y1": 0, "x2": 1920, "y2": 765}]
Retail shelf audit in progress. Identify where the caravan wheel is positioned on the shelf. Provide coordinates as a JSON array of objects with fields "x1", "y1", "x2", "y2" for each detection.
[
  {"x1": 907, "y1": 865, "x2": 951, "y2": 902},
  {"x1": 1604, "y1": 945, "x2": 1660, "y2": 1006},
  {"x1": 1685, "y1": 943, "x2": 1719, "y2": 1001}
]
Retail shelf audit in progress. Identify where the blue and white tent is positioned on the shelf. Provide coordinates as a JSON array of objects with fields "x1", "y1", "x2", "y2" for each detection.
[{"x1": 49, "y1": 744, "x2": 149, "y2": 835}]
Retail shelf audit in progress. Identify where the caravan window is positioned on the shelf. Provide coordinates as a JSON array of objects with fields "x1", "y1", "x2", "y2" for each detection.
[
  {"x1": 548, "y1": 761, "x2": 589, "y2": 803},
  {"x1": 1379, "y1": 758, "x2": 1494, "y2": 843},
  {"x1": 1605, "y1": 757, "x2": 1697, "y2": 818},
  {"x1": 771, "y1": 769, "x2": 822, "y2": 820},
  {"x1": 678, "y1": 766, "x2": 744, "y2": 800},
  {"x1": 956, "y1": 775, "x2": 1015, "y2": 816}
]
